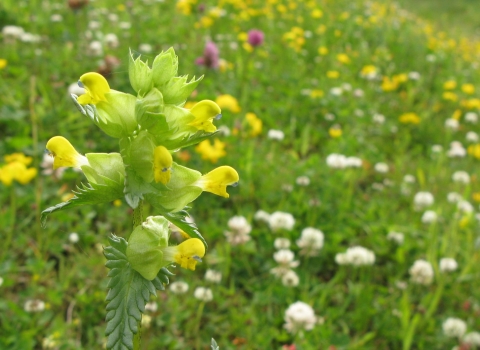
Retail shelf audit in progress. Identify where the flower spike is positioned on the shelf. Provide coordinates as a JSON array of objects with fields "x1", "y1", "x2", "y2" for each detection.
[
  {"x1": 76, "y1": 72, "x2": 110, "y2": 105},
  {"x1": 46, "y1": 136, "x2": 89, "y2": 169}
]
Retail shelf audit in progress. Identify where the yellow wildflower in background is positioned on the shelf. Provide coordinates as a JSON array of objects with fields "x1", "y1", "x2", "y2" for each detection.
[
  {"x1": 381, "y1": 77, "x2": 398, "y2": 91},
  {"x1": 195, "y1": 139, "x2": 227, "y2": 163},
  {"x1": 310, "y1": 90, "x2": 324, "y2": 98},
  {"x1": 245, "y1": 113, "x2": 262, "y2": 137},
  {"x1": 0, "y1": 153, "x2": 38, "y2": 186},
  {"x1": 326, "y1": 70, "x2": 339, "y2": 79},
  {"x1": 442, "y1": 92, "x2": 458, "y2": 102},
  {"x1": 216, "y1": 94, "x2": 241, "y2": 113},
  {"x1": 311, "y1": 9, "x2": 323, "y2": 18},
  {"x1": 443, "y1": 80, "x2": 457, "y2": 90},
  {"x1": 399, "y1": 112, "x2": 421, "y2": 124},
  {"x1": 462, "y1": 98, "x2": 480, "y2": 109},
  {"x1": 318, "y1": 46, "x2": 328, "y2": 55},
  {"x1": 328, "y1": 126, "x2": 342, "y2": 138},
  {"x1": 0, "y1": 59, "x2": 7, "y2": 69},
  {"x1": 472, "y1": 192, "x2": 480, "y2": 203},
  {"x1": 468, "y1": 144, "x2": 480, "y2": 159},
  {"x1": 462, "y1": 84, "x2": 475, "y2": 95},
  {"x1": 452, "y1": 110, "x2": 462, "y2": 120},
  {"x1": 336, "y1": 54, "x2": 350, "y2": 64},
  {"x1": 4, "y1": 153, "x2": 33, "y2": 165},
  {"x1": 360, "y1": 65, "x2": 377, "y2": 79}
]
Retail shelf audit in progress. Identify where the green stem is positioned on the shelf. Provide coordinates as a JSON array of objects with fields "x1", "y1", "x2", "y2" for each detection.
[
  {"x1": 131, "y1": 201, "x2": 144, "y2": 350},
  {"x1": 403, "y1": 313, "x2": 421, "y2": 350},
  {"x1": 194, "y1": 302, "x2": 205, "y2": 349},
  {"x1": 3, "y1": 187, "x2": 17, "y2": 261}
]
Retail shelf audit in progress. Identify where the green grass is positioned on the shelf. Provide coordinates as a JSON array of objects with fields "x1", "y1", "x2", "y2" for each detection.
[{"x1": 1, "y1": 0, "x2": 480, "y2": 349}]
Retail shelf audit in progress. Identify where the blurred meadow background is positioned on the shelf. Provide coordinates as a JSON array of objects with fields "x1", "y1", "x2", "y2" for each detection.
[{"x1": 1, "y1": 0, "x2": 480, "y2": 349}]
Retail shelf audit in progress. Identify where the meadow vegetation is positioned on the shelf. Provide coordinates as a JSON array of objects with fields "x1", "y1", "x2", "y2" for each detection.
[{"x1": 1, "y1": 0, "x2": 480, "y2": 349}]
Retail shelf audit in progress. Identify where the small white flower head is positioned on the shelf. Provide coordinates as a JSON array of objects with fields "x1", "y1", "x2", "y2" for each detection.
[
  {"x1": 42, "y1": 334, "x2": 59, "y2": 349},
  {"x1": 346, "y1": 246, "x2": 375, "y2": 266},
  {"x1": 431, "y1": 144, "x2": 443, "y2": 153},
  {"x1": 414, "y1": 191, "x2": 434, "y2": 210},
  {"x1": 335, "y1": 252, "x2": 348, "y2": 265},
  {"x1": 119, "y1": 21, "x2": 132, "y2": 30},
  {"x1": 269, "y1": 211, "x2": 295, "y2": 232},
  {"x1": 217, "y1": 125, "x2": 230, "y2": 136},
  {"x1": 448, "y1": 141, "x2": 466, "y2": 158},
  {"x1": 88, "y1": 40, "x2": 103, "y2": 56},
  {"x1": 442, "y1": 317, "x2": 467, "y2": 338},
  {"x1": 326, "y1": 153, "x2": 347, "y2": 169},
  {"x1": 68, "y1": 82, "x2": 85, "y2": 97},
  {"x1": 282, "y1": 184, "x2": 294, "y2": 192},
  {"x1": 372, "y1": 183, "x2": 384, "y2": 191},
  {"x1": 324, "y1": 113, "x2": 335, "y2": 121},
  {"x1": 387, "y1": 232, "x2": 404, "y2": 245},
  {"x1": 273, "y1": 249, "x2": 298, "y2": 266},
  {"x1": 194, "y1": 287, "x2": 213, "y2": 302},
  {"x1": 463, "y1": 332, "x2": 480, "y2": 346},
  {"x1": 373, "y1": 113, "x2": 385, "y2": 124},
  {"x1": 284, "y1": 301, "x2": 317, "y2": 334},
  {"x1": 353, "y1": 89, "x2": 364, "y2": 97},
  {"x1": 2, "y1": 25, "x2": 25, "y2": 40},
  {"x1": 466, "y1": 131, "x2": 479, "y2": 142},
  {"x1": 374, "y1": 162, "x2": 389, "y2": 173},
  {"x1": 24, "y1": 299, "x2": 46, "y2": 312},
  {"x1": 296, "y1": 227, "x2": 324, "y2": 257},
  {"x1": 421, "y1": 210, "x2": 438, "y2": 224},
  {"x1": 104, "y1": 33, "x2": 119, "y2": 48},
  {"x1": 447, "y1": 192, "x2": 462, "y2": 203},
  {"x1": 330, "y1": 87, "x2": 343, "y2": 96},
  {"x1": 88, "y1": 20, "x2": 100, "y2": 29},
  {"x1": 224, "y1": 229, "x2": 251, "y2": 246},
  {"x1": 452, "y1": 171, "x2": 470, "y2": 184},
  {"x1": 282, "y1": 270, "x2": 300, "y2": 287},
  {"x1": 465, "y1": 112, "x2": 478, "y2": 124},
  {"x1": 254, "y1": 210, "x2": 270, "y2": 223},
  {"x1": 50, "y1": 14, "x2": 63, "y2": 22},
  {"x1": 341, "y1": 83, "x2": 352, "y2": 91},
  {"x1": 145, "y1": 302, "x2": 158, "y2": 313},
  {"x1": 296, "y1": 176, "x2": 310, "y2": 186},
  {"x1": 139, "y1": 43, "x2": 152, "y2": 53},
  {"x1": 409, "y1": 259, "x2": 434, "y2": 285},
  {"x1": 426, "y1": 54, "x2": 436, "y2": 62},
  {"x1": 445, "y1": 118, "x2": 459, "y2": 131},
  {"x1": 227, "y1": 216, "x2": 251, "y2": 235},
  {"x1": 274, "y1": 238, "x2": 291, "y2": 250},
  {"x1": 0, "y1": 276, "x2": 3, "y2": 287},
  {"x1": 403, "y1": 174, "x2": 416, "y2": 183},
  {"x1": 457, "y1": 200, "x2": 474, "y2": 213},
  {"x1": 439, "y1": 258, "x2": 458, "y2": 273},
  {"x1": 68, "y1": 232, "x2": 79, "y2": 244},
  {"x1": 408, "y1": 71, "x2": 421, "y2": 80},
  {"x1": 345, "y1": 156, "x2": 362, "y2": 168},
  {"x1": 267, "y1": 129, "x2": 285, "y2": 141},
  {"x1": 354, "y1": 109, "x2": 364, "y2": 117},
  {"x1": 205, "y1": 269, "x2": 222, "y2": 283},
  {"x1": 141, "y1": 314, "x2": 152, "y2": 328},
  {"x1": 169, "y1": 281, "x2": 189, "y2": 294}
]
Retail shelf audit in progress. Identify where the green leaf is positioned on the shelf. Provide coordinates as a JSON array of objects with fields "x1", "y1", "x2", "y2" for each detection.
[
  {"x1": 160, "y1": 130, "x2": 219, "y2": 150},
  {"x1": 211, "y1": 338, "x2": 220, "y2": 350},
  {"x1": 105, "y1": 235, "x2": 170, "y2": 350},
  {"x1": 161, "y1": 75, "x2": 203, "y2": 106},
  {"x1": 156, "y1": 208, "x2": 207, "y2": 248},
  {"x1": 41, "y1": 179, "x2": 123, "y2": 226}
]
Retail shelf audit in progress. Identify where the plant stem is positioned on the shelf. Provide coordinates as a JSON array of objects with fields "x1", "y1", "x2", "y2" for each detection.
[
  {"x1": 131, "y1": 201, "x2": 144, "y2": 350},
  {"x1": 194, "y1": 302, "x2": 205, "y2": 350}
]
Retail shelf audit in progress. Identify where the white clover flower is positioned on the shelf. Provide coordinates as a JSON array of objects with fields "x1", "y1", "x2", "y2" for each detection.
[
  {"x1": 443, "y1": 318, "x2": 467, "y2": 338},
  {"x1": 88, "y1": 41, "x2": 103, "y2": 56},
  {"x1": 104, "y1": 33, "x2": 119, "y2": 48},
  {"x1": 119, "y1": 21, "x2": 131, "y2": 30},
  {"x1": 20, "y1": 33, "x2": 41, "y2": 43},
  {"x1": 457, "y1": 200, "x2": 474, "y2": 213},
  {"x1": 326, "y1": 153, "x2": 347, "y2": 169},
  {"x1": 267, "y1": 129, "x2": 285, "y2": 141},
  {"x1": 447, "y1": 192, "x2": 462, "y2": 203},
  {"x1": 448, "y1": 141, "x2": 466, "y2": 158},
  {"x1": 296, "y1": 176, "x2": 310, "y2": 186},
  {"x1": 439, "y1": 258, "x2": 458, "y2": 273},
  {"x1": 445, "y1": 118, "x2": 459, "y2": 131},
  {"x1": 254, "y1": 210, "x2": 270, "y2": 223},
  {"x1": 139, "y1": 43, "x2": 152, "y2": 53},
  {"x1": 354, "y1": 109, "x2": 364, "y2": 117},
  {"x1": 273, "y1": 249, "x2": 298, "y2": 266},
  {"x1": 387, "y1": 232, "x2": 404, "y2": 245},
  {"x1": 336, "y1": 246, "x2": 375, "y2": 266},
  {"x1": 408, "y1": 71, "x2": 421, "y2": 80},
  {"x1": 268, "y1": 211, "x2": 295, "y2": 232},
  {"x1": 465, "y1": 112, "x2": 478, "y2": 124},
  {"x1": 466, "y1": 131, "x2": 479, "y2": 142},
  {"x1": 335, "y1": 252, "x2": 348, "y2": 265},
  {"x1": 353, "y1": 89, "x2": 364, "y2": 97},
  {"x1": 42, "y1": 334, "x2": 58, "y2": 349},
  {"x1": 341, "y1": 83, "x2": 352, "y2": 91},
  {"x1": 403, "y1": 174, "x2": 416, "y2": 183},
  {"x1": 282, "y1": 184, "x2": 294, "y2": 192},
  {"x1": 68, "y1": 232, "x2": 79, "y2": 243},
  {"x1": 284, "y1": 301, "x2": 317, "y2": 334},
  {"x1": 227, "y1": 216, "x2": 251, "y2": 235},
  {"x1": 414, "y1": 191, "x2": 434, "y2": 210},
  {"x1": 463, "y1": 332, "x2": 480, "y2": 346},
  {"x1": 330, "y1": 87, "x2": 343, "y2": 96},
  {"x1": 373, "y1": 113, "x2": 385, "y2": 124},
  {"x1": 296, "y1": 227, "x2": 324, "y2": 257},
  {"x1": 421, "y1": 210, "x2": 438, "y2": 224},
  {"x1": 50, "y1": 14, "x2": 63, "y2": 22},
  {"x1": 452, "y1": 171, "x2": 470, "y2": 184},
  {"x1": 145, "y1": 302, "x2": 158, "y2": 312},
  {"x1": 88, "y1": 20, "x2": 101, "y2": 29},
  {"x1": 324, "y1": 113, "x2": 335, "y2": 121},
  {"x1": 141, "y1": 314, "x2": 152, "y2": 328},
  {"x1": 194, "y1": 287, "x2": 213, "y2": 302},
  {"x1": 345, "y1": 156, "x2": 362, "y2": 167},
  {"x1": 372, "y1": 183, "x2": 384, "y2": 191},
  {"x1": 108, "y1": 13, "x2": 119, "y2": 22},
  {"x1": 169, "y1": 281, "x2": 189, "y2": 294},
  {"x1": 282, "y1": 270, "x2": 300, "y2": 287},
  {"x1": 205, "y1": 269, "x2": 222, "y2": 283},
  {"x1": 409, "y1": 259, "x2": 434, "y2": 285},
  {"x1": 24, "y1": 299, "x2": 46, "y2": 312},
  {"x1": 426, "y1": 54, "x2": 436, "y2": 62},
  {"x1": 374, "y1": 162, "x2": 389, "y2": 173},
  {"x1": 224, "y1": 229, "x2": 251, "y2": 246},
  {"x1": 274, "y1": 238, "x2": 291, "y2": 250},
  {"x1": 431, "y1": 144, "x2": 443, "y2": 153},
  {"x1": 2, "y1": 25, "x2": 25, "y2": 40}
]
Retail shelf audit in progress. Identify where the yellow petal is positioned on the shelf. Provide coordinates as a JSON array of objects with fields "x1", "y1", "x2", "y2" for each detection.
[
  {"x1": 77, "y1": 72, "x2": 110, "y2": 105},
  {"x1": 153, "y1": 146, "x2": 172, "y2": 184},
  {"x1": 195, "y1": 166, "x2": 239, "y2": 198},
  {"x1": 188, "y1": 100, "x2": 221, "y2": 132},
  {"x1": 173, "y1": 238, "x2": 206, "y2": 270},
  {"x1": 46, "y1": 136, "x2": 89, "y2": 169}
]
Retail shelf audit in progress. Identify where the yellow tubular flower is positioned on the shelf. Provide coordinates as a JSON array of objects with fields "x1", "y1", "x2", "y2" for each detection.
[
  {"x1": 4, "y1": 153, "x2": 33, "y2": 165},
  {"x1": 188, "y1": 100, "x2": 221, "y2": 133},
  {"x1": 153, "y1": 146, "x2": 173, "y2": 184},
  {"x1": 194, "y1": 166, "x2": 239, "y2": 198},
  {"x1": 46, "y1": 136, "x2": 89, "y2": 169},
  {"x1": 76, "y1": 72, "x2": 110, "y2": 105},
  {"x1": 162, "y1": 238, "x2": 206, "y2": 271}
]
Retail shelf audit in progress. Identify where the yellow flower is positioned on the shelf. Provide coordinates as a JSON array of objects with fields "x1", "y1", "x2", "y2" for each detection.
[
  {"x1": 215, "y1": 94, "x2": 241, "y2": 113},
  {"x1": 329, "y1": 126, "x2": 342, "y2": 138},
  {"x1": 184, "y1": 101, "x2": 197, "y2": 109},
  {"x1": 442, "y1": 92, "x2": 458, "y2": 102},
  {"x1": 336, "y1": 53, "x2": 350, "y2": 64},
  {"x1": 0, "y1": 161, "x2": 37, "y2": 186},
  {"x1": 194, "y1": 166, "x2": 239, "y2": 198},
  {"x1": 468, "y1": 144, "x2": 480, "y2": 159},
  {"x1": 393, "y1": 74, "x2": 408, "y2": 84},
  {"x1": 188, "y1": 100, "x2": 222, "y2": 133},
  {"x1": 76, "y1": 72, "x2": 110, "y2": 105},
  {"x1": 381, "y1": 77, "x2": 398, "y2": 91},
  {"x1": 162, "y1": 238, "x2": 205, "y2": 271},
  {"x1": 360, "y1": 65, "x2": 377, "y2": 78},
  {"x1": 399, "y1": 112, "x2": 421, "y2": 124},
  {"x1": 195, "y1": 138, "x2": 226, "y2": 163},
  {"x1": 0, "y1": 59, "x2": 7, "y2": 70},
  {"x1": 443, "y1": 80, "x2": 457, "y2": 90},
  {"x1": 326, "y1": 70, "x2": 339, "y2": 79},
  {"x1": 153, "y1": 146, "x2": 172, "y2": 184},
  {"x1": 310, "y1": 90, "x2": 324, "y2": 98},
  {"x1": 452, "y1": 109, "x2": 462, "y2": 120},
  {"x1": 46, "y1": 136, "x2": 89, "y2": 169},
  {"x1": 238, "y1": 32, "x2": 248, "y2": 41},
  {"x1": 462, "y1": 84, "x2": 475, "y2": 95},
  {"x1": 318, "y1": 46, "x2": 328, "y2": 55},
  {"x1": 311, "y1": 9, "x2": 323, "y2": 18},
  {"x1": 462, "y1": 98, "x2": 480, "y2": 109},
  {"x1": 245, "y1": 112, "x2": 262, "y2": 137},
  {"x1": 242, "y1": 42, "x2": 254, "y2": 53},
  {"x1": 472, "y1": 192, "x2": 480, "y2": 203},
  {"x1": 4, "y1": 153, "x2": 33, "y2": 165}
]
